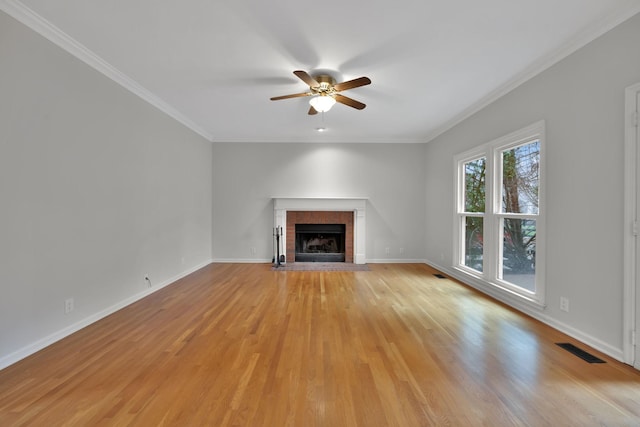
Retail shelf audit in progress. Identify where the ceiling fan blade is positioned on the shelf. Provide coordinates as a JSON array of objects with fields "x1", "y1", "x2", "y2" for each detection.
[
  {"x1": 335, "y1": 94, "x2": 366, "y2": 110},
  {"x1": 270, "y1": 92, "x2": 311, "y2": 101},
  {"x1": 293, "y1": 70, "x2": 319, "y2": 88},
  {"x1": 308, "y1": 106, "x2": 318, "y2": 115},
  {"x1": 334, "y1": 76, "x2": 371, "y2": 92}
]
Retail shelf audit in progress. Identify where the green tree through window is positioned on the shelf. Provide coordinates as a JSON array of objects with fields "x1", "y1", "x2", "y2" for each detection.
[
  {"x1": 463, "y1": 158, "x2": 485, "y2": 271},
  {"x1": 501, "y1": 142, "x2": 539, "y2": 275}
]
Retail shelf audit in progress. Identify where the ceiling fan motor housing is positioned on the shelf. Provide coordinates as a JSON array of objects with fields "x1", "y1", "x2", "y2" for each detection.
[{"x1": 313, "y1": 75, "x2": 336, "y2": 94}]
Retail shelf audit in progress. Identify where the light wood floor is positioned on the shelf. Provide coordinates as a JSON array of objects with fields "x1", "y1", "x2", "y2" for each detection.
[{"x1": 1, "y1": 263, "x2": 640, "y2": 426}]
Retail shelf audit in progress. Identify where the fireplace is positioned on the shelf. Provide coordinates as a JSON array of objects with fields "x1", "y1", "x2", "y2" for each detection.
[
  {"x1": 273, "y1": 198, "x2": 367, "y2": 264},
  {"x1": 285, "y1": 210, "x2": 354, "y2": 263},
  {"x1": 295, "y1": 223, "x2": 346, "y2": 262}
]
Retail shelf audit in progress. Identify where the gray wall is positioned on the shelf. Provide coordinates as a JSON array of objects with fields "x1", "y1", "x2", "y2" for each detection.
[
  {"x1": 425, "y1": 12, "x2": 640, "y2": 358},
  {"x1": 212, "y1": 142, "x2": 427, "y2": 263},
  {"x1": 0, "y1": 11, "x2": 213, "y2": 367}
]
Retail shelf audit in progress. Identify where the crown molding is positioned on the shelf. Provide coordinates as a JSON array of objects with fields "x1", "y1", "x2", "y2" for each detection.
[
  {"x1": 424, "y1": 4, "x2": 640, "y2": 143},
  {"x1": 2, "y1": 0, "x2": 638, "y2": 145},
  {"x1": 0, "y1": 0, "x2": 214, "y2": 142}
]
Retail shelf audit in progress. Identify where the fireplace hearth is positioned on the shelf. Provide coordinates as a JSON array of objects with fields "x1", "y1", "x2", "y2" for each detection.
[{"x1": 295, "y1": 224, "x2": 346, "y2": 262}]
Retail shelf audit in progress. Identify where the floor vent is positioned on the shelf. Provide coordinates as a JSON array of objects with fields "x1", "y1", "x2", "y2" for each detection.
[
  {"x1": 556, "y1": 343, "x2": 606, "y2": 363},
  {"x1": 434, "y1": 273, "x2": 446, "y2": 279}
]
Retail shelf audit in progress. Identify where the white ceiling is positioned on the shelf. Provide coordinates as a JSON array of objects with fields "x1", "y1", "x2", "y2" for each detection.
[{"x1": 4, "y1": 0, "x2": 640, "y2": 143}]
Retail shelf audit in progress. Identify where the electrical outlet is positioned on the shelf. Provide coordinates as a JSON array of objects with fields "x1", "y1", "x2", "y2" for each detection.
[
  {"x1": 251, "y1": 247, "x2": 257, "y2": 255},
  {"x1": 64, "y1": 298, "x2": 74, "y2": 314},
  {"x1": 385, "y1": 247, "x2": 390, "y2": 255},
  {"x1": 560, "y1": 297, "x2": 569, "y2": 312},
  {"x1": 399, "y1": 247, "x2": 405, "y2": 255}
]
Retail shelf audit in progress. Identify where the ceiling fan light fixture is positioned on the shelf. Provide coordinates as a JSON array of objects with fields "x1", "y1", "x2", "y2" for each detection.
[{"x1": 309, "y1": 95, "x2": 336, "y2": 112}]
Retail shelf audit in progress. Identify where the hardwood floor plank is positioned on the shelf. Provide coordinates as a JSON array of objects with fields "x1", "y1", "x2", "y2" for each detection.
[{"x1": 1, "y1": 263, "x2": 640, "y2": 426}]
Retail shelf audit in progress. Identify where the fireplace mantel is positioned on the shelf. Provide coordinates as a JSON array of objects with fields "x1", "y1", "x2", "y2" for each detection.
[{"x1": 272, "y1": 197, "x2": 367, "y2": 264}]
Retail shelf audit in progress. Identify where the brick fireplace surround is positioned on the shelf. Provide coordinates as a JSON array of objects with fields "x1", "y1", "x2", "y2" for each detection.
[
  {"x1": 273, "y1": 198, "x2": 367, "y2": 264},
  {"x1": 286, "y1": 211, "x2": 354, "y2": 263}
]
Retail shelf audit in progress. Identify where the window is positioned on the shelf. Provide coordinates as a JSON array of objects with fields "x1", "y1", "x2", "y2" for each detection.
[{"x1": 454, "y1": 122, "x2": 545, "y2": 307}]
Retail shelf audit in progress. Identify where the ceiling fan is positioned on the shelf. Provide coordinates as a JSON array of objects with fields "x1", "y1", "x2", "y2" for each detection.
[{"x1": 270, "y1": 70, "x2": 371, "y2": 115}]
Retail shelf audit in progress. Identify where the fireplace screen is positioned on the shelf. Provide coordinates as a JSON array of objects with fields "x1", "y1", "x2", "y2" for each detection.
[{"x1": 295, "y1": 223, "x2": 346, "y2": 262}]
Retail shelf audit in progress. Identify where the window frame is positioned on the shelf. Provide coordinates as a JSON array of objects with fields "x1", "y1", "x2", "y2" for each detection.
[{"x1": 453, "y1": 121, "x2": 546, "y2": 308}]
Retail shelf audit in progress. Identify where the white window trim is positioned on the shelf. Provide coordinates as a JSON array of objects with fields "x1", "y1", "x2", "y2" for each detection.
[
  {"x1": 453, "y1": 121, "x2": 546, "y2": 309},
  {"x1": 453, "y1": 149, "x2": 487, "y2": 276}
]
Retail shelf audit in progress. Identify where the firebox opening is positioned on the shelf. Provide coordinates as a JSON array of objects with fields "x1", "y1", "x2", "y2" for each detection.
[{"x1": 295, "y1": 223, "x2": 346, "y2": 262}]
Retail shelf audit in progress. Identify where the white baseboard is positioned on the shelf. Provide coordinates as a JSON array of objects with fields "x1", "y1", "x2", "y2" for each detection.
[
  {"x1": 425, "y1": 259, "x2": 625, "y2": 363},
  {"x1": 0, "y1": 259, "x2": 213, "y2": 371},
  {"x1": 366, "y1": 259, "x2": 428, "y2": 264},
  {"x1": 540, "y1": 315, "x2": 624, "y2": 361},
  {"x1": 211, "y1": 258, "x2": 272, "y2": 263}
]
